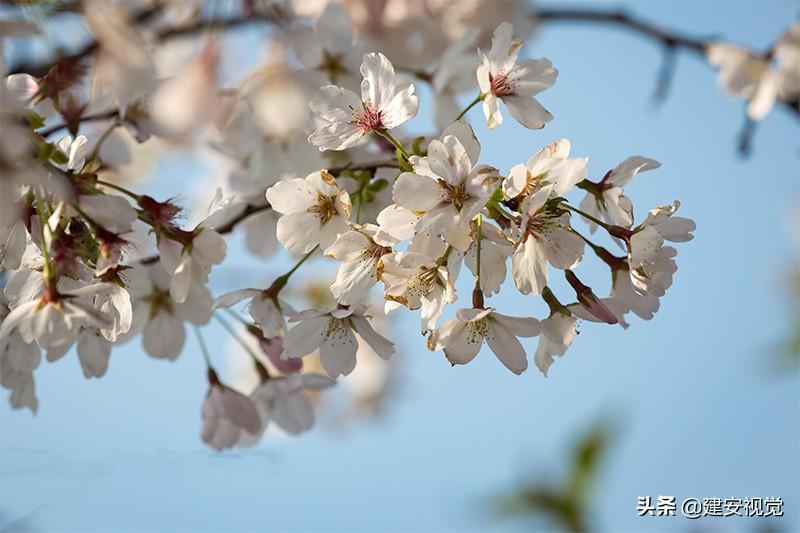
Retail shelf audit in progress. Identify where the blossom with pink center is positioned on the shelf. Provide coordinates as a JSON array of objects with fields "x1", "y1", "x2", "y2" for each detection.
[
  {"x1": 309, "y1": 52, "x2": 419, "y2": 151},
  {"x1": 477, "y1": 22, "x2": 558, "y2": 129}
]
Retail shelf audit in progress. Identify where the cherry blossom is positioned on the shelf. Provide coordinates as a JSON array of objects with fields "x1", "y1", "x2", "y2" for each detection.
[
  {"x1": 0, "y1": 215, "x2": 27, "y2": 271},
  {"x1": 249, "y1": 372, "x2": 335, "y2": 435},
  {"x1": 391, "y1": 122, "x2": 500, "y2": 250},
  {"x1": 381, "y1": 248, "x2": 457, "y2": 334},
  {"x1": 432, "y1": 30, "x2": 479, "y2": 129},
  {"x1": 503, "y1": 139, "x2": 588, "y2": 204},
  {"x1": 429, "y1": 307, "x2": 540, "y2": 375},
  {"x1": 126, "y1": 264, "x2": 212, "y2": 360},
  {"x1": 451, "y1": 221, "x2": 513, "y2": 296},
  {"x1": 292, "y1": 3, "x2": 362, "y2": 85},
  {"x1": 707, "y1": 24, "x2": 800, "y2": 121},
  {"x1": 283, "y1": 305, "x2": 395, "y2": 378},
  {"x1": 477, "y1": 22, "x2": 558, "y2": 129},
  {"x1": 578, "y1": 156, "x2": 661, "y2": 232},
  {"x1": 308, "y1": 52, "x2": 419, "y2": 151},
  {"x1": 84, "y1": 0, "x2": 157, "y2": 108},
  {"x1": 0, "y1": 2, "x2": 704, "y2": 450},
  {"x1": 151, "y1": 43, "x2": 220, "y2": 137},
  {"x1": 157, "y1": 225, "x2": 226, "y2": 305},
  {"x1": 534, "y1": 312, "x2": 577, "y2": 377},
  {"x1": 77, "y1": 193, "x2": 138, "y2": 235},
  {"x1": 76, "y1": 327, "x2": 111, "y2": 378},
  {"x1": 266, "y1": 169, "x2": 352, "y2": 254},
  {"x1": 0, "y1": 297, "x2": 40, "y2": 413},
  {"x1": 324, "y1": 225, "x2": 392, "y2": 305},
  {"x1": 54, "y1": 134, "x2": 89, "y2": 173},
  {"x1": 0, "y1": 282, "x2": 115, "y2": 356},
  {"x1": 201, "y1": 369, "x2": 262, "y2": 451},
  {"x1": 511, "y1": 186, "x2": 584, "y2": 295},
  {"x1": 627, "y1": 201, "x2": 695, "y2": 275},
  {"x1": 214, "y1": 288, "x2": 293, "y2": 339},
  {"x1": 612, "y1": 248, "x2": 676, "y2": 320}
]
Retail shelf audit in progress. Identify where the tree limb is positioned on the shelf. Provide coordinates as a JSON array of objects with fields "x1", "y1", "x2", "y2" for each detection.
[
  {"x1": 136, "y1": 159, "x2": 399, "y2": 266},
  {"x1": 535, "y1": 7, "x2": 799, "y2": 117},
  {"x1": 6, "y1": 11, "x2": 278, "y2": 78}
]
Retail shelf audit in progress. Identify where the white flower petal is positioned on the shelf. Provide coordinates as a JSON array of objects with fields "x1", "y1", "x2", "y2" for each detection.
[
  {"x1": 351, "y1": 315, "x2": 394, "y2": 360},
  {"x1": 143, "y1": 311, "x2": 185, "y2": 359},
  {"x1": 502, "y1": 94, "x2": 552, "y2": 130},
  {"x1": 283, "y1": 316, "x2": 328, "y2": 358},
  {"x1": 318, "y1": 320, "x2": 358, "y2": 377},
  {"x1": 276, "y1": 211, "x2": 323, "y2": 254},
  {"x1": 512, "y1": 236, "x2": 549, "y2": 295},
  {"x1": 486, "y1": 320, "x2": 528, "y2": 375},
  {"x1": 266, "y1": 178, "x2": 316, "y2": 214},
  {"x1": 380, "y1": 83, "x2": 419, "y2": 129},
  {"x1": 360, "y1": 52, "x2": 397, "y2": 111},
  {"x1": 393, "y1": 172, "x2": 442, "y2": 211},
  {"x1": 272, "y1": 392, "x2": 314, "y2": 434},
  {"x1": 77, "y1": 329, "x2": 111, "y2": 378}
]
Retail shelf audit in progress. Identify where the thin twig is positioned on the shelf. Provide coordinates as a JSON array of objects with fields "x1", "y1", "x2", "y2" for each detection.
[
  {"x1": 535, "y1": 7, "x2": 707, "y2": 54},
  {"x1": 135, "y1": 158, "x2": 399, "y2": 266},
  {"x1": 138, "y1": 201, "x2": 270, "y2": 266},
  {"x1": 7, "y1": 12, "x2": 280, "y2": 77},
  {"x1": 6, "y1": 5, "x2": 164, "y2": 77},
  {"x1": 535, "y1": 7, "x2": 799, "y2": 117},
  {"x1": 38, "y1": 109, "x2": 119, "y2": 137}
]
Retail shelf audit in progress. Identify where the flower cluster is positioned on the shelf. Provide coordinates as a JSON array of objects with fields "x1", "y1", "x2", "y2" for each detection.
[
  {"x1": 707, "y1": 24, "x2": 800, "y2": 122},
  {"x1": 0, "y1": 4, "x2": 695, "y2": 451}
]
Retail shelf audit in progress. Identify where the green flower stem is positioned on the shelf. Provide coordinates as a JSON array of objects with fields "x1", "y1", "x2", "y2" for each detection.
[
  {"x1": 455, "y1": 93, "x2": 484, "y2": 122},
  {"x1": 569, "y1": 228, "x2": 626, "y2": 270},
  {"x1": 87, "y1": 119, "x2": 120, "y2": 163},
  {"x1": 268, "y1": 245, "x2": 318, "y2": 295},
  {"x1": 378, "y1": 130, "x2": 411, "y2": 162},
  {"x1": 213, "y1": 312, "x2": 261, "y2": 364},
  {"x1": 223, "y1": 307, "x2": 252, "y2": 327},
  {"x1": 436, "y1": 245, "x2": 453, "y2": 267},
  {"x1": 33, "y1": 189, "x2": 54, "y2": 286},
  {"x1": 563, "y1": 203, "x2": 633, "y2": 241},
  {"x1": 193, "y1": 326, "x2": 213, "y2": 369},
  {"x1": 542, "y1": 286, "x2": 571, "y2": 317},
  {"x1": 95, "y1": 179, "x2": 140, "y2": 200},
  {"x1": 472, "y1": 214, "x2": 485, "y2": 308},
  {"x1": 562, "y1": 203, "x2": 612, "y2": 231}
]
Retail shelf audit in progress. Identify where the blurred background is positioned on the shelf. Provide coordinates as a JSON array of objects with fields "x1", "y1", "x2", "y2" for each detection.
[{"x1": 1, "y1": 1, "x2": 798, "y2": 532}]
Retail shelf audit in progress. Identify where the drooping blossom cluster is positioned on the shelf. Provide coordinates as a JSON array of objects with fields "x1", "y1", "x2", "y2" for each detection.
[{"x1": 1, "y1": 3, "x2": 696, "y2": 451}]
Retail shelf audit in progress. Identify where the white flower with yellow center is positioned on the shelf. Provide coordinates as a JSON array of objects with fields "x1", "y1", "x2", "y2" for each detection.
[
  {"x1": 392, "y1": 121, "x2": 499, "y2": 251},
  {"x1": 503, "y1": 139, "x2": 587, "y2": 204},
  {"x1": 429, "y1": 307, "x2": 540, "y2": 375},
  {"x1": 511, "y1": 186, "x2": 584, "y2": 296},
  {"x1": 266, "y1": 169, "x2": 352, "y2": 254},
  {"x1": 325, "y1": 225, "x2": 393, "y2": 306},
  {"x1": 283, "y1": 305, "x2": 394, "y2": 378}
]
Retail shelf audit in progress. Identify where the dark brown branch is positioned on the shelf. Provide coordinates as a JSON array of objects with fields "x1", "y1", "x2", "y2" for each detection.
[
  {"x1": 135, "y1": 159, "x2": 399, "y2": 266},
  {"x1": 328, "y1": 159, "x2": 401, "y2": 174},
  {"x1": 536, "y1": 8, "x2": 707, "y2": 54},
  {"x1": 7, "y1": 12, "x2": 277, "y2": 78},
  {"x1": 138, "y1": 201, "x2": 270, "y2": 266},
  {"x1": 535, "y1": 7, "x2": 799, "y2": 117},
  {"x1": 7, "y1": 5, "x2": 164, "y2": 77},
  {"x1": 38, "y1": 109, "x2": 119, "y2": 137},
  {"x1": 214, "y1": 201, "x2": 270, "y2": 235}
]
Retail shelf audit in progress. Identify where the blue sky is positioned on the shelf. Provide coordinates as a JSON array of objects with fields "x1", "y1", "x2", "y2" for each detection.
[{"x1": 1, "y1": 1, "x2": 798, "y2": 532}]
